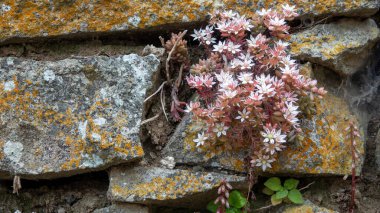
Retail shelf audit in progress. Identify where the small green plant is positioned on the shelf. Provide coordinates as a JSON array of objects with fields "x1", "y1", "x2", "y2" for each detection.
[
  {"x1": 207, "y1": 190, "x2": 247, "y2": 213},
  {"x1": 262, "y1": 177, "x2": 304, "y2": 205}
]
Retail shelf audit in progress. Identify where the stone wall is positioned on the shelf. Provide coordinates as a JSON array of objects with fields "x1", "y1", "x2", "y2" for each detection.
[{"x1": 0, "y1": 1, "x2": 379, "y2": 213}]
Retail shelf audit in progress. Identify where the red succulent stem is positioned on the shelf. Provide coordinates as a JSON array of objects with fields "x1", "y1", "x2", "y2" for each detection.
[{"x1": 349, "y1": 123, "x2": 356, "y2": 213}]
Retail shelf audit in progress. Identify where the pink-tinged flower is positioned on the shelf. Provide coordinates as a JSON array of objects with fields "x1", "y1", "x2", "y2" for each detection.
[
  {"x1": 261, "y1": 127, "x2": 286, "y2": 144},
  {"x1": 269, "y1": 17, "x2": 286, "y2": 27},
  {"x1": 249, "y1": 91, "x2": 263, "y2": 101},
  {"x1": 247, "y1": 34, "x2": 268, "y2": 48},
  {"x1": 204, "y1": 34, "x2": 216, "y2": 45},
  {"x1": 194, "y1": 132, "x2": 208, "y2": 147},
  {"x1": 236, "y1": 15, "x2": 254, "y2": 31},
  {"x1": 282, "y1": 4, "x2": 296, "y2": 13},
  {"x1": 203, "y1": 25, "x2": 214, "y2": 35},
  {"x1": 276, "y1": 40, "x2": 289, "y2": 50},
  {"x1": 222, "y1": 10, "x2": 238, "y2": 19},
  {"x1": 264, "y1": 142, "x2": 285, "y2": 155},
  {"x1": 255, "y1": 74, "x2": 272, "y2": 84},
  {"x1": 257, "y1": 8, "x2": 272, "y2": 17},
  {"x1": 236, "y1": 108, "x2": 250, "y2": 122},
  {"x1": 283, "y1": 92, "x2": 298, "y2": 102},
  {"x1": 213, "y1": 123, "x2": 229, "y2": 137},
  {"x1": 230, "y1": 58, "x2": 242, "y2": 69},
  {"x1": 281, "y1": 55, "x2": 297, "y2": 67},
  {"x1": 275, "y1": 131, "x2": 287, "y2": 144},
  {"x1": 186, "y1": 74, "x2": 203, "y2": 89},
  {"x1": 285, "y1": 102, "x2": 299, "y2": 115},
  {"x1": 272, "y1": 77, "x2": 285, "y2": 89},
  {"x1": 261, "y1": 127, "x2": 276, "y2": 144},
  {"x1": 238, "y1": 72, "x2": 253, "y2": 84},
  {"x1": 219, "y1": 78, "x2": 238, "y2": 92},
  {"x1": 251, "y1": 154, "x2": 275, "y2": 171},
  {"x1": 256, "y1": 82, "x2": 275, "y2": 97},
  {"x1": 282, "y1": 4, "x2": 298, "y2": 20},
  {"x1": 191, "y1": 26, "x2": 216, "y2": 45},
  {"x1": 215, "y1": 71, "x2": 234, "y2": 83},
  {"x1": 213, "y1": 41, "x2": 226, "y2": 53},
  {"x1": 238, "y1": 53, "x2": 255, "y2": 70},
  {"x1": 226, "y1": 41, "x2": 241, "y2": 54},
  {"x1": 191, "y1": 29, "x2": 204, "y2": 41},
  {"x1": 201, "y1": 74, "x2": 215, "y2": 88},
  {"x1": 280, "y1": 65, "x2": 299, "y2": 75},
  {"x1": 185, "y1": 101, "x2": 200, "y2": 113},
  {"x1": 221, "y1": 90, "x2": 238, "y2": 99}
]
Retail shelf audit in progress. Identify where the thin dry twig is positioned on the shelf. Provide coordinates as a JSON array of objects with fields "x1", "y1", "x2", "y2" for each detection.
[
  {"x1": 141, "y1": 113, "x2": 162, "y2": 125},
  {"x1": 175, "y1": 63, "x2": 185, "y2": 88},
  {"x1": 253, "y1": 204, "x2": 275, "y2": 211},
  {"x1": 299, "y1": 181, "x2": 315, "y2": 191},
  {"x1": 144, "y1": 81, "x2": 167, "y2": 103},
  {"x1": 161, "y1": 84, "x2": 169, "y2": 121}
]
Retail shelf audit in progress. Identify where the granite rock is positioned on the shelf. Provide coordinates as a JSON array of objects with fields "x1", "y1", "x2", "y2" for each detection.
[
  {"x1": 276, "y1": 200, "x2": 338, "y2": 213},
  {"x1": 290, "y1": 19, "x2": 380, "y2": 76},
  {"x1": 93, "y1": 203, "x2": 148, "y2": 213},
  {"x1": 108, "y1": 166, "x2": 246, "y2": 206},
  {"x1": 0, "y1": 1, "x2": 378, "y2": 43},
  {"x1": 0, "y1": 54, "x2": 160, "y2": 179}
]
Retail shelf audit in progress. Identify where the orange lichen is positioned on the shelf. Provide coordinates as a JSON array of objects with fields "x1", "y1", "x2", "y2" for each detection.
[
  {"x1": 283, "y1": 204, "x2": 336, "y2": 213},
  {"x1": 0, "y1": 76, "x2": 143, "y2": 172},
  {"x1": 0, "y1": 0, "x2": 375, "y2": 41},
  {"x1": 290, "y1": 34, "x2": 337, "y2": 57},
  {"x1": 111, "y1": 170, "x2": 217, "y2": 200},
  {"x1": 268, "y1": 93, "x2": 364, "y2": 174}
]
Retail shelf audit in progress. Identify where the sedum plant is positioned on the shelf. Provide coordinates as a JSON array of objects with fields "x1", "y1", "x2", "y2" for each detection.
[{"x1": 186, "y1": 5, "x2": 326, "y2": 174}]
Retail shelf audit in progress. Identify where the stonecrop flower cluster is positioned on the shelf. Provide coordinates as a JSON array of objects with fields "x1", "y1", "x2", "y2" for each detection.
[{"x1": 186, "y1": 5, "x2": 326, "y2": 172}]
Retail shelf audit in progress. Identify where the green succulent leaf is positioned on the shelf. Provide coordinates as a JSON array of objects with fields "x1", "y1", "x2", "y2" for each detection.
[
  {"x1": 228, "y1": 190, "x2": 247, "y2": 208},
  {"x1": 226, "y1": 207, "x2": 241, "y2": 213},
  {"x1": 264, "y1": 177, "x2": 282, "y2": 191},
  {"x1": 271, "y1": 194, "x2": 283, "y2": 206},
  {"x1": 206, "y1": 201, "x2": 219, "y2": 213},
  {"x1": 288, "y1": 189, "x2": 304, "y2": 204},
  {"x1": 262, "y1": 186, "x2": 275, "y2": 195},
  {"x1": 284, "y1": 179, "x2": 300, "y2": 190},
  {"x1": 275, "y1": 188, "x2": 288, "y2": 199}
]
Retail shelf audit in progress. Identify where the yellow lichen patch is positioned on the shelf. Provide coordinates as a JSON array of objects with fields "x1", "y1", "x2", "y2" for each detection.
[
  {"x1": 111, "y1": 170, "x2": 216, "y2": 200},
  {"x1": 219, "y1": 157, "x2": 245, "y2": 172},
  {"x1": 283, "y1": 204, "x2": 336, "y2": 213},
  {"x1": 0, "y1": 0, "x2": 375, "y2": 42},
  {"x1": 290, "y1": 34, "x2": 337, "y2": 57},
  {"x1": 269, "y1": 93, "x2": 364, "y2": 174},
  {"x1": 0, "y1": 76, "x2": 142, "y2": 172}
]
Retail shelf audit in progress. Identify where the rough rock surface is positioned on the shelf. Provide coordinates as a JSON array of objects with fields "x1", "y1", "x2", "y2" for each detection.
[
  {"x1": 376, "y1": 128, "x2": 380, "y2": 172},
  {"x1": 163, "y1": 65, "x2": 365, "y2": 175},
  {"x1": 108, "y1": 166, "x2": 246, "y2": 206},
  {"x1": 0, "y1": 1, "x2": 378, "y2": 43},
  {"x1": 94, "y1": 203, "x2": 148, "y2": 213},
  {"x1": 290, "y1": 18, "x2": 380, "y2": 76},
  {"x1": 276, "y1": 200, "x2": 338, "y2": 213},
  {"x1": 0, "y1": 54, "x2": 160, "y2": 179}
]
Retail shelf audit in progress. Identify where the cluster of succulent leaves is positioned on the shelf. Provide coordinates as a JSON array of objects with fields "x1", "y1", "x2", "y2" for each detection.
[
  {"x1": 207, "y1": 190, "x2": 248, "y2": 213},
  {"x1": 263, "y1": 177, "x2": 304, "y2": 205},
  {"x1": 186, "y1": 5, "x2": 327, "y2": 173}
]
